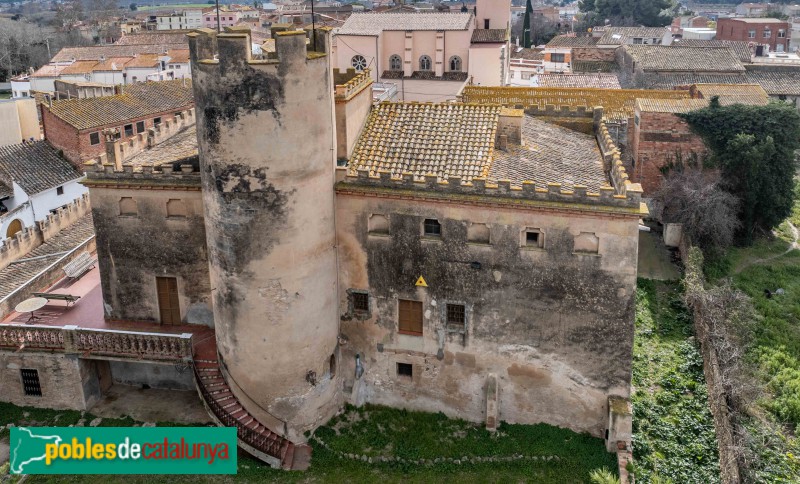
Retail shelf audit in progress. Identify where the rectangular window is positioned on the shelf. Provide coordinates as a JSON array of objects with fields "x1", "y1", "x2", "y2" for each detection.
[
  {"x1": 527, "y1": 231, "x2": 540, "y2": 245},
  {"x1": 632, "y1": 37, "x2": 643, "y2": 44},
  {"x1": 446, "y1": 303, "x2": 466, "y2": 330},
  {"x1": 398, "y1": 299, "x2": 423, "y2": 336},
  {"x1": 136, "y1": 120, "x2": 145, "y2": 133},
  {"x1": 124, "y1": 124, "x2": 133, "y2": 137},
  {"x1": 523, "y1": 228, "x2": 544, "y2": 248},
  {"x1": 353, "y1": 292, "x2": 369, "y2": 313},
  {"x1": 56, "y1": 186, "x2": 64, "y2": 195},
  {"x1": 89, "y1": 132, "x2": 100, "y2": 145},
  {"x1": 21, "y1": 369, "x2": 42, "y2": 396},
  {"x1": 154, "y1": 117, "x2": 162, "y2": 126},
  {"x1": 521, "y1": 72, "x2": 531, "y2": 80},
  {"x1": 423, "y1": 218, "x2": 441, "y2": 237},
  {"x1": 778, "y1": 30, "x2": 786, "y2": 38},
  {"x1": 764, "y1": 30, "x2": 771, "y2": 39},
  {"x1": 748, "y1": 30, "x2": 756, "y2": 38},
  {"x1": 397, "y1": 362, "x2": 413, "y2": 378},
  {"x1": 550, "y1": 53, "x2": 565, "y2": 63},
  {"x1": 484, "y1": 19, "x2": 490, "y2": 29}
]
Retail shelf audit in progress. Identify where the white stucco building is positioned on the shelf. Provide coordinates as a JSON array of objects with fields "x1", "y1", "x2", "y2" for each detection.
[
  {"x1": 0, "y1": 141, "x2": 86, "y2": 242},
  {"x1": 155, "y1": 10, "x2": 203, "y2": 30}
]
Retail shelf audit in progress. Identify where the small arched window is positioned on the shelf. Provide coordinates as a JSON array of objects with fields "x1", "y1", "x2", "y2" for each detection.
[
  {"x1": 5, "y1": 219, "x2": 23, "y2": 238},
  {"x1": 351, "y1": 54, "x2": 368, "y2": 71},
  {"x1": 419, "y1": 55, "x2": 432, "y2": 71},
  {"x1": 449, "y1": 55, "x2": 462, "y2": 72},
  {"x1": 389, "y1": 54, "x2": 402, "y2": 71}
]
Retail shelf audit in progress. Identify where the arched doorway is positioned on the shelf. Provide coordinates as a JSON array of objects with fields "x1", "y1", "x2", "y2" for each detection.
[{"x1": 6, "y1": 219, "x2": 22, "y2": 239}]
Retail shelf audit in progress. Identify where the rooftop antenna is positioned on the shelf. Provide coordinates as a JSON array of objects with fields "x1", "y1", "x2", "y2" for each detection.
[{"x1": 311, "y1": 0, "x2": 317, "y2": 51}]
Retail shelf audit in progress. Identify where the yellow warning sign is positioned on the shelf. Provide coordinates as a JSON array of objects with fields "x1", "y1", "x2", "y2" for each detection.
[{"x1": 415, "y1": 276, "x2": 428, "y2": 287}]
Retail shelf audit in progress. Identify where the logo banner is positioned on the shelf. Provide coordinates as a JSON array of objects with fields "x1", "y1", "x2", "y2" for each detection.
[{"x1": 10, "y1": 427, "x2": 237, "y2": 474}]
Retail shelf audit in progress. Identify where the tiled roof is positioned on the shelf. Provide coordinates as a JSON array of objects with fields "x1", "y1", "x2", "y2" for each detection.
[
  {"x1": 60, "y1": 60, "x2": 99, "y2": 75},
  {"x1": 636, "y1": 98, "x2": 711, "y2": 113},
  {"x1": 124, "y1": 125, "x2": 198, "y2": 169},
  {"x1": 31, "y1": 64, "x2": 67, "y2": 78},
  {"x1": 725, "y1": 17, "x2": 785, "y2": 23},
  {"x1": 44, "y1": 80, "x2": 194, "y2": 131},
  {"x1": 545, "y1": 35, "x2": 598, "y2": 48},
  {"x1": 0, "y1": 214, "x2": 94, "y2": 299},
  {"x1": 167, "y1": 49, "x2": 190, "y2": 63},
  {"x1": 125, "y1": 54, "x2": 160, "y2": 68},
  {"x1": 0, "y1": 182, "x2": 12, "y2": 199},
  {"x1": 490, "y1": 116, "x2": 606, "y2": 191},
  {"x1": 0, "y1": 141, "x2": 83, "y2": 195},
  {"x1": 572, "y1": 60, "x2": 616, "y2": 73},
  {"x1": 337, "y1": 12, "x2": 473, "y2": 35},
  {"x1": 745, "y1": 70, "x2": 800, "y2": 96},
  {"x1": 510, "y1": 47, "x2": 543, "y2": 60},
  {"x1": 623, "y1": 45, "x2": 746, "y2": 72},
  {"x1": 348, "y1": 102, "x2": 501, "y2": 181},
  {"x1": 636, "y1": 72, "x2": 748, "y2": 89},
  {"x1": 670, "y1": 39, "x2": 752, "y2": 63},
  {"x1": 115, "y1": 31, "x2": 189, "y2": 45},
  {"x1": 598, "y1": 27, "x2": 668, "y2": 45},
  {"x1": 51, "y1": 44, "x2": 188, "y2": 63},
  {"x1": 532, "y1": 73, "x2": 621, "y2": 89},
  {"x1": 471, "y1": 29, "x2": 508, "y2": 43},
  {"x1": 693, "y1": 83, "x2": 770, "y2": 105},
  {"x1": 92, "y1": 57, "x2": 134, "y2": 71}
]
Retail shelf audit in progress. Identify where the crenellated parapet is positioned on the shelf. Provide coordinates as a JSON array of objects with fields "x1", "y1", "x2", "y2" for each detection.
[
  {"x1": 596, "y1": 120, "x2": 643, "y2": 199},
  {"x1": 336, "y1": 168, "x2": 644, "y2": 213},
  {"x1": 334, "y1": 68, "x2": 373, "y2": 102}
]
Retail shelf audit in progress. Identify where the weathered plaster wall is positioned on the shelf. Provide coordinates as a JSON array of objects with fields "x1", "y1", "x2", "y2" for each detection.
[
  {"x1": 335, "y1": 192, "x2": 639, "y2": 437},
  {"x1": 0, "y1": 353, "x2": 105, "y2": 410},
  {"x1": 109, "y1": 361, "x2": 195, "y2": 390},
  {"x1": 89, "y1": 183, "x2": 212, "y2": 325},
  {"x1": 190, "y1": 30, "x2": 341, "y2": 442}
]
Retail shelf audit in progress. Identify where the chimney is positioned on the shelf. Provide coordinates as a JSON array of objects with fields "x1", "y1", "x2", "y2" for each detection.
[
  {"x1": 105, "y1": 129, "x2": 123, "y2": 171},
  {"x1": 496, "y1": 108, "x2": 523, "y2": 147}
]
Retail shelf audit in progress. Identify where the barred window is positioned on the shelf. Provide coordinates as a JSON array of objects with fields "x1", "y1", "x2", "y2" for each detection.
[{"x1": 446, "y1": 304, "x2": 465, "y2": 329}]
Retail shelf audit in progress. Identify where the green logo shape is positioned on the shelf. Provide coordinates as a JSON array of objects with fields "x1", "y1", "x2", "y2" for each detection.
[{"x1": 10, "y1": 427, "x2": 237, "y2": 474}]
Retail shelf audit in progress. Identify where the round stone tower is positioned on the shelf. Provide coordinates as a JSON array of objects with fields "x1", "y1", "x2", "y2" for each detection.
[{"x1": 188, "y1": 27, "x2": 340, "y2": 442}]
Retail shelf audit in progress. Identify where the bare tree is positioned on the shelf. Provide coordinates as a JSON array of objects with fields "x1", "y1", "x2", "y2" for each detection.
[{"x1": 654, "y1": 168, "x2": 740, "y2": 252}]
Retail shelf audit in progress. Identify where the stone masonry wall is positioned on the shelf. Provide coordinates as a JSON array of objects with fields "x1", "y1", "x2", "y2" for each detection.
[
  {"x1": 630, "y1": 111, "x2": 707, "y2": 195},
  {"x1": 335, "y1": 190, "x2": 640, "y2": 437}
]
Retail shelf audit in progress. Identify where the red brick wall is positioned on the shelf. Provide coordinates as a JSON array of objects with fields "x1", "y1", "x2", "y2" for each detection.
[
  {"x1": 42, "y1": 106, "x2": 191, "y2": 169},
  {"x1": 716, "y1": 18, "x2": 789, "y2": 52},
  {"x1": 631, "y1": 111, "x2": 707, "y2": 195}
]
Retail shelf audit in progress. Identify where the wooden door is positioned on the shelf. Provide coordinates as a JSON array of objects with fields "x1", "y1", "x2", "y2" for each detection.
[
  {"x1": 398, "y1": 299, "x2": 423, "y2": 336},
  {"x1": 156, "y1": 277, "x2": 181, "y2": 324}
]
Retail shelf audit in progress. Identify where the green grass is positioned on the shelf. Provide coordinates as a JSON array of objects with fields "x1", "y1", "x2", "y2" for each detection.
[
  {"x1": 4, "y1": 402, "x2": 616, "y2": 483},
  {"x1": 631, "y1": 279, "x2": 720, "y2": 483}
]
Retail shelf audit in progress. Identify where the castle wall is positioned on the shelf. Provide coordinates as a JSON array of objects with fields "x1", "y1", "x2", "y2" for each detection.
[
  {"x1": 334, "y1": 190, "x2": 639, "y2": 437},
  {"x1": 109, "y1": 361, "x2": 195, "y2": 390},
  {"x1": 190, "y1": 29, "x2": 341, "y2": 442},
  {"x1": 88, "y1": 181, "x2": 212, "y2": 325},
  {"x1": 0, "y1": 353, "x2": 106, "y2": 410}
]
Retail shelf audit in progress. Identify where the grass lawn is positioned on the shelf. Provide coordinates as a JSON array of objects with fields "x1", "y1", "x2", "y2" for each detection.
[
  {"x1": 631, "y1": 279, "x2": 720, "y2": 483},
  {"x1": 0, "y1": 92, "x2": 11, "y2": 100},
  {"x1": 3, "y1": 403, "x2": 617, "y2": 483}
]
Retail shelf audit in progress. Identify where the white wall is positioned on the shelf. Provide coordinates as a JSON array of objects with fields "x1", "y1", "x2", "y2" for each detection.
[
  {"x1": 0, "y1": 182, "x2": 34, "y2": 239},
  {"x1": 29, "y1": 179, "x2": 87, "y2": 223},
  {"x1": 335, "y1": 34, "x2": 378, "y2": 79},
  {"x1": 386, "y1": 78, "x2": 466, "y2": 102},
  {"x1": 10, "y1": 79, "x2": 31, "y2": 98},
  {"x1": 469, "y1": 43, "x2": 506, "y2": 85},
  {"x1": 30, "y1": 77, "x2": 57, "y2": 93}
]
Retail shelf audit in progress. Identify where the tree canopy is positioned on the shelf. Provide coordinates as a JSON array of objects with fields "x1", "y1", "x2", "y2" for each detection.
[
  {"x1": 579, "y1": 0, "x2": 676, "y2": 27},
  {"x1": 680, "y1": 101, "x2": 800, "y2": 244}
]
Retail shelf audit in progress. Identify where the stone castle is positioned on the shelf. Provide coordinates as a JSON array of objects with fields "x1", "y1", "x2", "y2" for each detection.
[{"x1": 1, "y1": 12, "x2": 644, "y2": 469}]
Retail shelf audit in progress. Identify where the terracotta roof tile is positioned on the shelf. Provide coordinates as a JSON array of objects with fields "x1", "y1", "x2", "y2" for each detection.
[
  {"x1": 471, "y1": 29, "x2": 508, "y2": 43},
  {"x1": 636, "y1": 98, "x2": 710, "y2": 113},
  {"x1": 598, "y1": 27, "x2": 669, "y2": 45},
  {"x1": 545, "y1": 35, "x2": 598, "y2": 48},
  {"x1": 51, "y1": 44, "x2": 188, "y2": 63},
  {"x1": 124, "y1": 125, "x2": 198, "y2": 169},
  {"x1": 44, "y1": 80, "x2": 193, "y2": 131},
  {"x1": 572, "y1": 60, "x2": 616, "y2": 73},
  {"x1": 670, "y1": 39, "x2": 752, "y2": 63},
  {"x1": 531, "y1": 74, "x2": 621, "y2": 89},
  {"x1": 693, "y1": 83, "x2": 770, "y2": 105},
  {"x1": 60, "y1": 60, "x2": 99, "y2": 75},
  {"x1": 348, "y1": 102, "x2": 501, "y2": 181},
  {"x1": 115, "y1": 31, "x2": 189, "y2": 45},
  {"x1": 745, "y1": 70, "x2": 800, "y2": 96},
  {"x1": 92, "y1": 57, "x2": 134, "y2": 71}
]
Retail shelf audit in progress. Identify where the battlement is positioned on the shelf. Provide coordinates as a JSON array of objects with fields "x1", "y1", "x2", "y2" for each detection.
[
  {"x1": 0, "y1": 193, "x2": 91, "y2": 271},
  {"x1": 596, "y1": 120, "x2": 643, "y2": 198},
  {"x1": 334, "y1": 68, "x2": 373, "y2": 102},
  {"x1": 97, "y1": 108, "x2": 195, "y2": 170},
  {"x1": 187, "y1": 26, "x2": 330, "y2": 72},
  {"x1": 83, "y1": 156, "x2": 201, "y2": 186},
  {"x1": 336, "y1": 168, "x2": 644, "y2": 214}
]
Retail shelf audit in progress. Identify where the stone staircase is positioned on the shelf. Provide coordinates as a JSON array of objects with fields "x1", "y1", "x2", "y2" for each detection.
[{"x1": 193, "y1": 349, "x2": 311, "y2": 470}]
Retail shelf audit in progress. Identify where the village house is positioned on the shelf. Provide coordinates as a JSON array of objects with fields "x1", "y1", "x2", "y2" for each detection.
[
  {"x1": 155, "y1": 10, "x2": 204, "y2": 30},
  {"x1": 0, "y1": 141, "x2": 87, "y2": 242},
  {"x1": 41, "y1": 80, "x2": 194, "y2": 167},
  {"x1": 716, "y1": 17, "x2": 791, "y2": 53}
]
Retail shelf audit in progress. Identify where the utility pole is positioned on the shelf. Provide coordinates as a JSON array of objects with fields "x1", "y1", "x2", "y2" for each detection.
[{"x1": 215, "y1": 0, "x2": 221, "y2": 33}]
